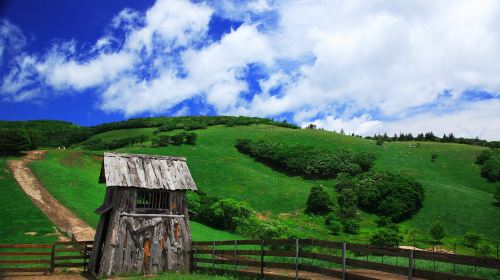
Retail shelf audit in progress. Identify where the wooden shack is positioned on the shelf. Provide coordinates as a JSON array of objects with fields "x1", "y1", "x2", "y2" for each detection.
[{"x1": 88, "y1": 152, "x2": 197, "y2": 277}]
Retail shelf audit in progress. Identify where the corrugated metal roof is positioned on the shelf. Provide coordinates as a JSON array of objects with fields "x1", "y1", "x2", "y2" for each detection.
[{"x1": 99, "y1": 152, "x2": 197, "y2": 191}]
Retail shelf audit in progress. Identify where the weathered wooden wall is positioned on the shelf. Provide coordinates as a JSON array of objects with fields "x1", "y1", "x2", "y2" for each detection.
[{"x1": 89, "y1": 188, "x2": 192, "y2": 277}]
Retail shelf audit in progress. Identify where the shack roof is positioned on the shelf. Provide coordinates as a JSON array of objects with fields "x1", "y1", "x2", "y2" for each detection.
[{"x1": 99, "y1": 152, "x2": 197, "y2": 191}]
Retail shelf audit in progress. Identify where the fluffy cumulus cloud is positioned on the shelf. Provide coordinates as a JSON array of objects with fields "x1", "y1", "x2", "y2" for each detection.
[{"x1": 2, "y1": 0, "x2": 500, "y2": 139}]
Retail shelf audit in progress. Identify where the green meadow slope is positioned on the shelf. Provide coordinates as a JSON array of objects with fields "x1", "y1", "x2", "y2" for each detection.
[
  {"x1": 0, "y1": 159, "x2": 58, "y2": 244},
  {"x1": 72, "y1": 124, "x2": 500, "y2": 241},
  {"x1": 13, "y1": 122, "x2": 495, "y2": 247}
]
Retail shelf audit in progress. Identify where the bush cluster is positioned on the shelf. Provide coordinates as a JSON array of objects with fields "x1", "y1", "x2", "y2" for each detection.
[
  {"x1": 82, "y1": 135, "x2": 149, "y2": 150},
  {"x1": 305, "y1": 186, "x2": 332, "y2": 215},
  {"x1": 476, "y1": 149, "x2": 500, "y2": 182},
  {"x1": 151, "y1": 132, "x2": 197, "y2": 146},
  {"x1": 235, "y1": 139, "x2": 375, "y2": 179},
  {"x1": 356, "y1": 172, "x2": 424, "y2": 222},
  {"x1": 367, "y1": 131, "x2": 500, "y2": 148},
  {"x1": 188, "y1": 191, "x2": 298, "y2": 240}
]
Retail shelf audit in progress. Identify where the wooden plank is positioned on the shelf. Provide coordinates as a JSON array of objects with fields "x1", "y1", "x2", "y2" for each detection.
[
  {"x1": 412, "y1": 268, "x2": 485, "y2": 280},
  {"x1": 0, "y1": 252, "x2": 51, "y2": 256},
  {"x1": 346, "y1": 258, "x2": 408, "y2": 276},
  {"x1": 0, "y1": 267, "x2": 50, "y2": 273},
  {"x1": 0, "y1": 244, "x2": 51, "y2": 249},
  {"x1": 347, "y1": 244, "x2": 408, "y2": 257},
  {"x1": 54, "y1": 247, "x2": 86, "y2": 253},
  {"x1": 305, "y1": 239, "x2": 343, "y2": 249},
  {"x1": 53, "y1": 241, "x2": 93, "y2": 246},
  {"x1": 54, "y1": 255, "x2": 87, "y2": 261},
  {"x1": 264, "y1": 250, "x2": 296, "y2": 257},
  {"x1": 196, "y1": 249, "x2": 262, "y2": 256},
  {"x1": 54, "y1": 262, "x2": 87, "y2": 268},
  {"x1": 0, "y1": 259, "x2": 51, "y2": 264},
  {"x1": 413, "y1": 250, "x2": 500, "y2": 269},
  {"x1": 301, "y1": 252, "x2": 343, "y2": 264},
  {"x1": 299, "y1": 263, "x2": 343, "y2": 278}
]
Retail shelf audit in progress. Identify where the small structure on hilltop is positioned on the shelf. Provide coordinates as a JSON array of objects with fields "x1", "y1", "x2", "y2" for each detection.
[{"x1": 88, "y1": 152, "x2": 197, "y2": 277}]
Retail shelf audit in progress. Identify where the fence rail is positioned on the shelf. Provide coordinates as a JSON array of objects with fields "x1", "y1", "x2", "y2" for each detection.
[
  {"x1": 0, "y1": 241, "x2": 92, "y2": 275},
  {"x1": 192, "y1": 239, "x2": 500, "y2": 280}
]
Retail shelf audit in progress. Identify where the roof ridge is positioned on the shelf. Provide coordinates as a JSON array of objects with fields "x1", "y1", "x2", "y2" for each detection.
[{"x1": 104, "y1": 152, "x2": 186, "y2": 161}]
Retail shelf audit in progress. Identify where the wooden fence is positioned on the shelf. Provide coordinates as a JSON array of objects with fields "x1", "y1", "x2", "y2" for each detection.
[
  {"x1": 192, "y1": 239, "x2": 500, "y2": 280},
  {"x1": 0, "y1": 240, "x2": 92, "y2": 275}
]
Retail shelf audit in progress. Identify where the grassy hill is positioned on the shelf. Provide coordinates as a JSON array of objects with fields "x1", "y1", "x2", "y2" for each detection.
[
  {"x1": 28, "y1": 123, "x2": 498, "y2": 244},
  {"x1": 0, "y1": 159, "x2": 58, "y2": 244}
]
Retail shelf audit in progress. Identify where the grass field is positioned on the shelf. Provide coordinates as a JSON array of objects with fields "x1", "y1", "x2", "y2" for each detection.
[
  {"x1": 29, "y1": 124, "x2": 500, "y2": 244},
  {"x1": 29, "y1": 150, "x2": 242, "y2": 241},
  {"x1": 0, "y1": 158, "x2": 58, "y2": 244}
]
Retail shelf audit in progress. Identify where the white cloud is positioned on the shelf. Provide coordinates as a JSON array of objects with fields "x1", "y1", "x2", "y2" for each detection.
[
  {"x1": 2, "y1": 0, "x2": 500, "y2": 139},
  {"x1": 0, "y1": 19, "x2": 27, "y2": 64}
]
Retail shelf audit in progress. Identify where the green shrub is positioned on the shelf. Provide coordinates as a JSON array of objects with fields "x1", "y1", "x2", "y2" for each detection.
[
  {"x1": 305, "y1": 186, "x2": 332, "y2": 215},
  {"x1": 324, "y1": 214, "x2": 344, "y2": 235},
  {"x1": 342, "y1": 219, "x2": 360, "y2": 234},
  {"x1": 480, "y1": 158, "x2": 500, "y2": 182},
  {"x1": 370, "y1": 228, "x2": 402, "y2": 247},
  {"x1": 431, "y1": 153, "x2": 437, "y2": 162},
  {"x1": 185, "y1": 132, "x2": 197, "y2": 145},
  {"x1": 356, "y1": 172, "x2": 424, "y2": 222},
  {"x1": 429, "y1": 221, "x2": 445, "y2": 244},
  {"x1": 334, "y1": 173, "x2": 355, "y2": 192},
  {"x1": 337, "y1": 188, "x2": 358, "y2": 219},
  {"x1": 209, "y1": 198, "x2": 253, "y2": 232},
  {"x1": 477, "y1": 243, "x2": 492, "y2": 256},
  {"x1": 463, "y1": 231, "x2": 482, "y2": 248}
]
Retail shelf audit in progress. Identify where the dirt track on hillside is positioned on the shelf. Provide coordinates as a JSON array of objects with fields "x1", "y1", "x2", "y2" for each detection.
[{"x1": 7, "y1": 150, "x2": 95, "y2": 241}]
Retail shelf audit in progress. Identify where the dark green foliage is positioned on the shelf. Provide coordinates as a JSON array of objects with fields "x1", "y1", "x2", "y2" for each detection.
[
  {"x1": 0, "y1": 129, "x2": 31, "y2": 156},
  {"x1": 477, "y1": 243, "x2": 492, "y2": 256},
  {"x1": 356, "y1": 172, "x2": 424, "y2": 222},
  {"x1": 431, "y1": 153, "x2": 437, "y2": 162},
  {"x1": 185, "y1": 132, "x2": 197, "y2": 145},
  {"x1": 235, "y1": 138, "x2": 374, "y2": 179},
  {"x1": 342, "y1": 219, "x2": 360, "y2": 234},
  {"x1": 370, "y1": 227, "x2": 402, "y2": 247},
  {"x1": 463, "y1": 231, "x2": 482, "y2": 248},
  {"x1": 209, "y1": 198, "x2": 253, "y2": 232},
  {"x1": 152, "y1": 135, "x2": 171, "y2": 147},
  {"x1": 337, "y1": 188, "x2": 357, "y2": 219},
  {"x1": 495, "y1": 186, "x2": 500, "y2": 206},
  {"x1": 476, "y1": 149, "x2": 500, "y2": 182},
  {"x1": 429, "y1": 221, "x2": 445, "y2": 244},
  {"x1": 305, "y1": 186, "x2": 332, "y2": 215},
  {"x1": 335, "y1": 173, "x2": 355, "y2": 192},
  {"x1": 376, "y1": 139, "x2": 384, "y2": 145},
  {"x1": 236, "y1": 216, "x2": 296, "y2": 240},
  {"x1": 82, "y1": 135, "x2": 151, "y2": 150},
  {"x1": 324, "y1": 213, "x2": 343, "y2": 235},
  {"x1": 92, "y1": 116, "x2": 299, "y2": 135},
  {"x1": 354, "y1": 152, "x2": 376, "y2": 171},
  {"x1": 480, "y1": 158, "x2": 500, "y2": 182},
  {"x1": 170, "y1": 133, "x2": 185, "y2": 146}
]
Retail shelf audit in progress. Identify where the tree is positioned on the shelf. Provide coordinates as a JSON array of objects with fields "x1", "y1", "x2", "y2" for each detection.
[
  {"x1": 0, "y1": 129, "x2": 31, "y2": 157},
  {"x1": 429, "y1": 221, "x2": 445, "y2": 244},
  {"x1": 337, "y1": 188, "x2": 357, "y2": 219},
  {"x1": 209, "y1": 198, "x2": 253, "y2": 232},
  {"x1": 305, "y1": 186, "x2": 332, "y2": 215},
  {"x1": 480, "y1": 159, "x2": 500, "y2": 182},
  {"x1": 463, "y1": 231, "x2": 482, "y2": 249},
  {"x1": 431, "y1": 153, "x2": 437, "y2": 162},
  {"x1": 184, "y1": 132, "x2": 197, "y2": 145}
]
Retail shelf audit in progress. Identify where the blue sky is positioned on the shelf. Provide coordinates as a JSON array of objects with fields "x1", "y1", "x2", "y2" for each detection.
[{"x1": 1, "y1": 0, "x2": 499, "y2": 139}]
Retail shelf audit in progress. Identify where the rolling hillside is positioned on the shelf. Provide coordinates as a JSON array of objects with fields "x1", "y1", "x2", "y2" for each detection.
[{"x1": 26, "y1": 123, "x2": 499, "y2": 245}]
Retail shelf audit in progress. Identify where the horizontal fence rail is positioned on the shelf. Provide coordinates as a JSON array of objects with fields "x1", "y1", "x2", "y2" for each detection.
[
  {"x1": 192, "y1": 239, "x2": 500, "y2": 280},
  {"x1": 0, "y1": 241, "x2": 93, "y2": 275}
]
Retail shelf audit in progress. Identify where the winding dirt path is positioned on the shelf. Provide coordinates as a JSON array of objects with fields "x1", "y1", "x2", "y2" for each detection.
[{"x1": 7, "y1": 150, "x2": 95, "y2": 241}]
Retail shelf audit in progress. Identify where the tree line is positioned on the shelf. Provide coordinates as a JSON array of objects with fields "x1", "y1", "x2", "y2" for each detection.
[{"x1": 366, "y1": 132, "x2": 500, "y2": 148}]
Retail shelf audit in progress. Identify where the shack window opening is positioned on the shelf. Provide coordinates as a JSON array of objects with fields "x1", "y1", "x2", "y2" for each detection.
[{"x1": 136, "y1": 190, "x2": 169, "y2": 211}]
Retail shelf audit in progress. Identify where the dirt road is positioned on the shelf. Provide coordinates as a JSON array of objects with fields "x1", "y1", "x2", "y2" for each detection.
[{"x1": 7, "y1": 150, "x2": 95, "y2": 241}]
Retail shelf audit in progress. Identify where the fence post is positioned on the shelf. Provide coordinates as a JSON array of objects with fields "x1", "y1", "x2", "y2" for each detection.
[
  {"x1": 212, "y1": 241, "x2": 216, "y2": 271},
  {"x1": 50, "y1": 242, "x2": 56, "y2": 274},
  {"x1": 342, "y1": 242, "x2": 346, "y2": 280},
  {"x1": 295, "y1": 238, "x2": 299, "y2": 280},
  {"x1": 260, "y1": 240, "x2": 265, "y2": 279},
  {"x1": 408, "y1": 249, "x2": 413, "y2": 280},
  {"x1": 234, "y1": 240, "x2": 238, "y2": 274}
]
